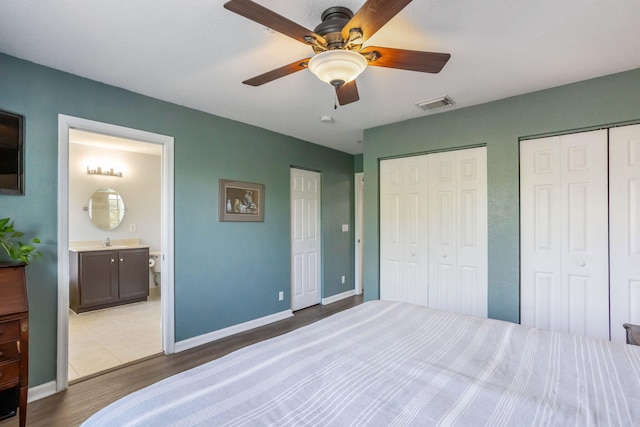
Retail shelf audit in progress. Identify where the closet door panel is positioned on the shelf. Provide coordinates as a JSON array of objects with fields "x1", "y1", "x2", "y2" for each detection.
[
  {"x1": 428, "y1": 151, "x2": 458, "y2": 312},
  {"x1": 521, "y1": 137, "x2": 563, "y2": 330},
  {"x1": 381, "y1": 148, "x2": 486, "y2": 314},
  {"x1": 380, "y1": 161, "x2": 403, "y2": 302},
  {"x1": 521, "y1": 131, "x2": 608, "y2": 339},
  {"x1": 533, "y1": 272, "x2": 554, "y2": 331},
  {"x1": 457, "y1": 147, "x2": 488, "y2": 317},
  {"x1": 610, "y1": 124, "x2": 640, "y2": 342},
  {"x1": 428, "y1": 148, "x2": 487, "y2": 317},
  {"x1": 380, "y1": 156, "x2": 429, "y2": 305},
  {"x1": 560, "y1": 131, "x2": 609, "y2": 339}
]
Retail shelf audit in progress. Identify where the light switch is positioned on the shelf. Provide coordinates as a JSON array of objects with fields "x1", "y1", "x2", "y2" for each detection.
[
  {"x1": 342, "y1": 224, "x2": 348, "y2": 232},
  {"x1": 129, "y1": 224, "x2": 136, "y2": 232}
]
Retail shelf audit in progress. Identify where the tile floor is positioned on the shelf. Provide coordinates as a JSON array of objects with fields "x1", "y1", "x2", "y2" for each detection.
[{"x1": 68, "y1": 287, "x2": 162, "y2": 382}]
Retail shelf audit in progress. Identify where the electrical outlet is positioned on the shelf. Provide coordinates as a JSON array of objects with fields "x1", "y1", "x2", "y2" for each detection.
[
  {"x1": 278, "y1": 291, "x2": 284, "y2": 301},
  {"x1": 129, "y1": 224, "x2": 136, "y2": 232},
  {"x1": 341, "y1": 275, "x2": 345, "y2": 284}
]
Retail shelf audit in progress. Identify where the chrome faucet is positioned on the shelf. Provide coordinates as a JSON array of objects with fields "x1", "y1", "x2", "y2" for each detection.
[{"x1": 104, "y1": 237, "x2": 111, "y2": 247}]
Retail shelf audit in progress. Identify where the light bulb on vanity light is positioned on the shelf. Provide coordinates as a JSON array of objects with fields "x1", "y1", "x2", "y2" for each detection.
[{"x1": 86, "y1": 159, "x2": 124, "y2": 177}]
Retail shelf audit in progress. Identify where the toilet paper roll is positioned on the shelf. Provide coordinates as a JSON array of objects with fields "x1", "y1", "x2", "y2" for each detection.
[{"x1": 148, "y1": 258, "x2": 156, "y2": 268}]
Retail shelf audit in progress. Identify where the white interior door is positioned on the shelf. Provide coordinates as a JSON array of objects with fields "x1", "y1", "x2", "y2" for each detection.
[
  {"x1": 520, "y1": 130, "x2": 609, "y2": 339},
  {"x1": 354, "y1": 172, "x2": 364, "y2": 295},
  {"x1": 380, "y1": 155, "x2": 429, "y2": 305},
  {"x1": 428, "y1": 147, "x2": 488, "y2": 317},
  {"x1": 610, "y1": 124, "x2": 640, "y2": 343},
  {"x1": 291, "y1": 168, "x2": 322, "y2": 311}
]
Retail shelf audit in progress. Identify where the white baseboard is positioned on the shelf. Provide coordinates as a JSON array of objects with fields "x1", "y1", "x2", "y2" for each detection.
[
  {"x1": 174, "y1": 309, "x2": 293, "y2": 353},
  {"x1": 28, "y1": 380, "x2": 57, "y2": 402},
  {"x1": 322, "y1": 289, "x2": 355, "y2": 305}
]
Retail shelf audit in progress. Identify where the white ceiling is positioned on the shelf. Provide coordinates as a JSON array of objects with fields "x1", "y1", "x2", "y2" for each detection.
[
  {"x1": 70, "y1": 129, "x2": 162, "y2": 156},
  {"x1": 2, "y1": 1, "x2": 640, "y2": 155}
]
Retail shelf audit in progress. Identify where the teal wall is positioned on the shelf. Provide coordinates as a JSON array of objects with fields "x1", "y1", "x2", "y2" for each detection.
[
  {"x1": 0, "y1": 53, "x2": 354, "y2": 387},
  {"x1": 354, "y1": 154, "x2": 363, "y2": 173},
  {"x1": 363, "y1": 68, "x2": 640, "y2": 323}
]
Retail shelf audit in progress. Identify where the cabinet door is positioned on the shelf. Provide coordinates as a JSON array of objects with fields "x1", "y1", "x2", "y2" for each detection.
[
  {"x1": 118, "y1": 248, "x2": 149, "y2": 301},
  {"x1": 79, "y1": 251, "x2": 118, "y2": 307}
]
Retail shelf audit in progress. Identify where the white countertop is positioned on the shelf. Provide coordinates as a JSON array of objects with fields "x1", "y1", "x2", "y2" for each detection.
[{"x1": 69, "y1": 239, "x2": 150, "y2": 252}]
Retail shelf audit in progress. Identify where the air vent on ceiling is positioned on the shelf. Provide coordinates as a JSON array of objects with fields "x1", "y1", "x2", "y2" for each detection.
[{"x1": 415, "y1": 95, "x2": 454, "y2": 112}]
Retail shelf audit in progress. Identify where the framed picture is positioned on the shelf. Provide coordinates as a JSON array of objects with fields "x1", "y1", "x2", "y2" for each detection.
[
  {"x1": 219, "y1": 179, "x2": 265, "y2": 222},
  {"x1": 0, "y1": 110, "x2": 24, "y2": 195}
]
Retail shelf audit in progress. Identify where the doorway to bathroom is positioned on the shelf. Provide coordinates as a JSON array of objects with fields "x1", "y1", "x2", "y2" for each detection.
[{"x1": 57, "y1": 115, "x2": 175, "y2": 391}]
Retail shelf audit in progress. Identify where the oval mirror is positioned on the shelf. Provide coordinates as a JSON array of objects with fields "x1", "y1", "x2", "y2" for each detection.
[{"x1": 88, "y1": 188, "x2": 126, "y2": 231}]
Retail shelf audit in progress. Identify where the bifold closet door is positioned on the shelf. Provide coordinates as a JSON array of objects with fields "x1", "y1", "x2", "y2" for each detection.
[
  {"x1": 427, "y1": 147, "x2": 488, "y2": 317},
  {"x1": 380, "y1": 147, "x2": 487, "y2": 315},
  {"x1": 520, "y1": 130, "x2": 609, "y2": 340},
  {"x1": 610, "y1": 124, "x2": 640, "y2": 343},
  {"x1": 380, "y1": 155, "x2": 429, "y2": 305}
]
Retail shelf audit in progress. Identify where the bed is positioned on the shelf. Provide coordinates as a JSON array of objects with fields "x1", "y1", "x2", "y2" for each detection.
[{"x1": 83, "y1": 300, "x2": 640, "y2": 426}]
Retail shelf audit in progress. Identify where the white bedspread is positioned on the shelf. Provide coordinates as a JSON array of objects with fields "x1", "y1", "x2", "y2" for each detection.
[{"x1": 83, "y1": 300, "x2": 640, "y2": 426}]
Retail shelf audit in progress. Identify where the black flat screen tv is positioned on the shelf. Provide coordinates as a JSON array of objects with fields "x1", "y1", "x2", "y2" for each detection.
[{"x1": 0, "y1": 110, "x2": 24, "y2": 195}]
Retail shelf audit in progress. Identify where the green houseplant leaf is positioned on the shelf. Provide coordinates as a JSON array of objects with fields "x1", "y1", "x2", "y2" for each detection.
[{"x1": 0, "y1": 218, "x2": 42, "y2": 264}]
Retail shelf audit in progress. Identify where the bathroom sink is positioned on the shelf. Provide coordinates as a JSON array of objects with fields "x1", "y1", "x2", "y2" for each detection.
[{"x1": 71, "y1": 245, "x2": 139, "y2": 251}]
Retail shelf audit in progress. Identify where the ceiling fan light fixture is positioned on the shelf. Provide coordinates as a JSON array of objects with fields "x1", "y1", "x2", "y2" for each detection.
[{"x1": 308, "y1": 50, "x2": 367, "y2": 87}]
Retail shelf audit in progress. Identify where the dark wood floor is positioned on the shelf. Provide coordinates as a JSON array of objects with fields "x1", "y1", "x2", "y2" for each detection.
[{"x1": 0, "y1": 295, "x2": 363, "y2": 427}]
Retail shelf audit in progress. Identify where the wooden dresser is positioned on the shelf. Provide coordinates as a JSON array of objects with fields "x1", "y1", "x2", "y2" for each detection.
[{"x1": 0, "y1": 263, "x2": 28, "y2": 427}]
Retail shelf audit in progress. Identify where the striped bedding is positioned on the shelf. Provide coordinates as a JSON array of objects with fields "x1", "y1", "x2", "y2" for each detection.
[{"x1": 83, "y1": 300, "x2": 640, "y2": 426}]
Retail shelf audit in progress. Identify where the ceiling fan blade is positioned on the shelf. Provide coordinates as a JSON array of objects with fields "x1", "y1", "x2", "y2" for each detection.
[
  {"x1": 336, "y1": 80, "x2": 360, "y2": 105},
  {"x1": 341, "y1": 0, "x2": 413, "y2": 44},
  {"x1": 242, "y1": 58, "x2": 311, "y2": 86},
  {"x1": 362, "y1": 46, "x2": 450, "y2": 73},
  {"x1": 224, "y1": 0, "x2": 324, "y2": 46}
]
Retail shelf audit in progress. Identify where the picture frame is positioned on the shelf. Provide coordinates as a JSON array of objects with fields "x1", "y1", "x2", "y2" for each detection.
[
  {"x1": 0, "y1": 110, "x2": 24, "y2": 195},
  {"x1": 219, "y1": 179, "x2": 265, "y2": 222}
]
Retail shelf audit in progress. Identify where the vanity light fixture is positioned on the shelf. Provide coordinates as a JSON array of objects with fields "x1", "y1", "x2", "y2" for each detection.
[{"x1": 86, "y1": 160, "x2": 124, "y2": 177}]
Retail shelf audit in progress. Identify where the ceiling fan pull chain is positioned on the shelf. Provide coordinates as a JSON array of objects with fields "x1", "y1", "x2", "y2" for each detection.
[{"x1": 334, "y1": 92, "x2": 338, "y2": 109}]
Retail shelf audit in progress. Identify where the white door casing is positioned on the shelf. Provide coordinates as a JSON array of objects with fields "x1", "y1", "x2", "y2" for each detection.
[
  {"x1": 428, "y1": 148, "x2": 488, "y2": 317},
  {"x1": 380, "y1": 155, "x2": 429, "y2": 305},
  {"x1": 520, "y1": 130, "x2": 609, "y2": 340},
  {"x1": 57, "y1": 115, "x2": 175, "y2": 394},
  {"x1": 291, "y1": 168, "x2": 322, "y2": 311},
  {"x1": 610, "y1": 124, "x2": 640, "y2": 343},
  {"x1": 354, "y1": 172, "x2": 364, "y2": 295}
]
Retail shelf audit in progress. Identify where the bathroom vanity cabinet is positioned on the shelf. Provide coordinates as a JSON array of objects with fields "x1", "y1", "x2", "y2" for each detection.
[{"x1": 69, "y1": 247, "x2": 149, "y2": 313}]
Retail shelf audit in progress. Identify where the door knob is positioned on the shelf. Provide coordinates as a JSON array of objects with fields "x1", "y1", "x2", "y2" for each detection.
[
  {"x1": 578, "y1": 261, "x2": 585, "y2": 267},
  {"x1": 442, "y1": 253, "x2": 447, "y2": 258}
]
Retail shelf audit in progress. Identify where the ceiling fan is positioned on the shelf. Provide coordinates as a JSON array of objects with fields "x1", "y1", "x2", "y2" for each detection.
[{"x1": 223, "y1": 0, "x2": 451, "y2": 106}]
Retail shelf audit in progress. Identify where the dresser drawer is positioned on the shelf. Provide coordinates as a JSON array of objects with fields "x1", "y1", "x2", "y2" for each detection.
[
  {"x1": 0, "y1": 360, "x2": 19, "y2": 389},
  {"x1": 0, "y1": 341, "x2": 19, "y2": 363},
  {"x1": 0, "y1": 321, "x2": 19, "y2": 345}
]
